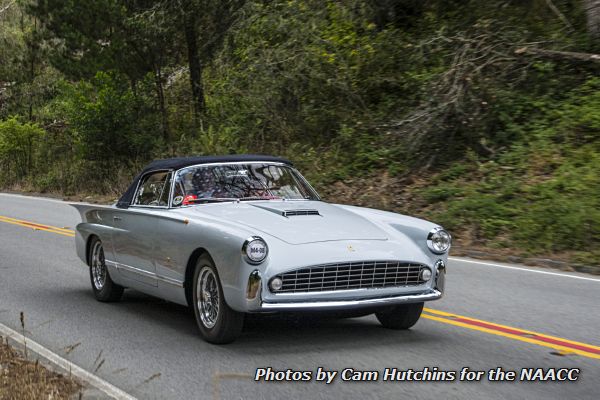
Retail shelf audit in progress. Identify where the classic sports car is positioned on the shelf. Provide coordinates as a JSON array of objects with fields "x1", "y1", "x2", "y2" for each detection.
[{"x1": 73, "y1": 155, "x2": 450, "y2": 343}]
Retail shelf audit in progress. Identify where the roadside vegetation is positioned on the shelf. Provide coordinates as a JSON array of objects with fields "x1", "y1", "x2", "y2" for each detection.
[
  {"x1": 1, "y1": 1, "x2": 599, "y2": 266},
  {"x1": 0, "y1": 337, "x2": 80, "y2": 399}
]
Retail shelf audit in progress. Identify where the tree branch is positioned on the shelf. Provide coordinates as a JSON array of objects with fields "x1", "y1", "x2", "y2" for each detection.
[
  {"x1": 543, "y1": 0, "x2": 574, "y2": 32},
  {"x1": 0, "y1": 1, "x2": 15, "y2": 17},
  {"x1": 515, "y1": 47, "x2": 600, "y2": 63}
]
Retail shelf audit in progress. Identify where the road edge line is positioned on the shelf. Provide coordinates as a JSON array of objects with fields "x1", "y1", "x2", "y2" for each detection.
[
  {"x1": 0, "y1": 321, "x2": 137, "y2": 400},
  {"x1": 448, "y1": 257, "x2": 600, "y2": 282}
]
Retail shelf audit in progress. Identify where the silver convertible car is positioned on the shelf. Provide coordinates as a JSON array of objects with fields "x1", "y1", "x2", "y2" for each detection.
[{"x1": 73, "y1": 155, "x2": 450, "y2": 343}]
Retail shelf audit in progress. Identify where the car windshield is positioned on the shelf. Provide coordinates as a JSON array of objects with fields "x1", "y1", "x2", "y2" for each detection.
[{"x1": 171, "y1": 163, "x2": 319, "y2": 206}]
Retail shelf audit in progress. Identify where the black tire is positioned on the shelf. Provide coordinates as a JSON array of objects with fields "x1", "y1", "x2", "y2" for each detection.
[
  {"x1": 376, "y1": 302, "x2": 424, "y2": 330},
  {"x1": 192, "y1": 254, "x2": 244, "y2": 344},
  {"x1": 88, "y1": 237, "x2": 124, "y2": 302}
]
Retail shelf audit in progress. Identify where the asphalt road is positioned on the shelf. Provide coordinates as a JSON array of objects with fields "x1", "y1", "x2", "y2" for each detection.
[{"x1": 0, "y1": 193, "x2": 599, "y2": 400}]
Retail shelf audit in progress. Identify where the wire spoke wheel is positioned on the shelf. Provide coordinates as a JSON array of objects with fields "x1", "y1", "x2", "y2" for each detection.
[
  {"x1": 197, "y1": 266, "x2": 220, "y2": 328},
  {"x1": 91, "y1": 241, "x2": 107, "y2": 290},
  {"x1": 191, "y1": 254, "x2": 243, "y2": 343}
]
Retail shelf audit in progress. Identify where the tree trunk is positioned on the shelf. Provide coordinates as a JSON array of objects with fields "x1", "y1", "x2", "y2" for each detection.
[
  {"x1": 184, "y1": 13, "x2": 205, "y2": 124},
  {"x1": 585, "y1": 0, "x2": 600, "y2": 41},
  {"x1": 154, "y1": 66, "x2": 170, "y2": 142}
]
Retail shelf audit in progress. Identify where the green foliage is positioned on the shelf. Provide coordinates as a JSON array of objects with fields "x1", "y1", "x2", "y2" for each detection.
[
  {"x1": 421, "y1": 77, "x2": 600, "y2": 253},
  {"x1": 55, "y1": 72, "x2": 160, "y2": 163},
  {"x1": 192, "y1": 126, "x2": 247, "y2": 156},
  {"x1": 0, "y1": 117, "x2": 44, "y2": 184}
]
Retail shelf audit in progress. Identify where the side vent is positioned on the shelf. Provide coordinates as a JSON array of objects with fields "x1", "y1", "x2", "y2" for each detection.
[{"x1": 282, "y1": 209, "x2": 321, "y2": 217}]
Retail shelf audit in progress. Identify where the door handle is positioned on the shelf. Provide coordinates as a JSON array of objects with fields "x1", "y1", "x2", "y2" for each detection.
[{"x1": 113, "y1": 216, "x2": 122, "y2": 221}]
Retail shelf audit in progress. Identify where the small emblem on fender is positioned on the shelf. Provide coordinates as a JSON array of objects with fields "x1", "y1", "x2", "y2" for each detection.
[{"x1": 347, "y1": 245, "x2": 356, "y2": 252}]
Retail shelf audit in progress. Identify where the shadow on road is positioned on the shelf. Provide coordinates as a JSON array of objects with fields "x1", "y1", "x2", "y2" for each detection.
[
  {"x1": 237, "y1": 313, "x2": 438, "y2": 354},
  {"x1": 62, "y1": 287, "x2": 440, "y2": 354}
]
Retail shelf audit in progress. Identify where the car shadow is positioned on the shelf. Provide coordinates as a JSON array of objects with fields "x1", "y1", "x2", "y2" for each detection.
[
  {"x1": 69, "y1": 287, "x2": 440, "y2": 352},
  {"x1": 235, "y1": 313, "x2": 438, "y2": 354}
]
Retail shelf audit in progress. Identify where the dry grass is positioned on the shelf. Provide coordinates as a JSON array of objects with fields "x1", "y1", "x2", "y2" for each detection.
[{"x1": 0, "y1": 337, "x2": 81, "y2": 400}]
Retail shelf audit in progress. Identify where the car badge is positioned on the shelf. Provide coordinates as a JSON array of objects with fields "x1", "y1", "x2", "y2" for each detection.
[
  {"x1": 347, "y1": 245, "x2": 356, "y2": 252},
  {"x1": 173, "y1": 195, "x2": 184, "y2": 206}
]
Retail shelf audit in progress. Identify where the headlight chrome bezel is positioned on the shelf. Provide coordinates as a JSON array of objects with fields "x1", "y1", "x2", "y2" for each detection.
[
  {"x1": 427, "y1": 227, "x2": 451, "y2": 254},
  {"x1": 242, "y1": 236, "x2": 269, "y2": 265}
]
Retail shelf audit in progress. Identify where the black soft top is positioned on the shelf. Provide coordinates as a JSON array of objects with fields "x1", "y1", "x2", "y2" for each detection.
[{"x1": 117, "y1": 154, "x2": 292, "y2": 208}]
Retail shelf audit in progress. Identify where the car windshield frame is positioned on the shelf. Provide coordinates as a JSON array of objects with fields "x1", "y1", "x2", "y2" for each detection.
[{"x1": 169, "y1": 161, "x2": 320, "y2": 207}]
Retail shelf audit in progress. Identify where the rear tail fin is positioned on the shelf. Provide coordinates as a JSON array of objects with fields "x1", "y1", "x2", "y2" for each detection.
[{"x1": 69, "y1": 203, "x2": 113, "y2": 223}]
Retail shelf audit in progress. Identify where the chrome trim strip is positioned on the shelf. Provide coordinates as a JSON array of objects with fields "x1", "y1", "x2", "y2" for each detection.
[
  {"x1": 105, "y1": 260, "x2": 184, "y2": 287},
  {"x1": 268, "y1": 285, "x2": 428, "y2": 297},
  {"x1": 290, "y1": 167, "x2": 321, "y2": 201},
  {"x1": 168, "y1": 168, "x2": 177, "y2": 208},
  {"x1": 176, "y1": 161, "x2": 288, "y2": 173},
  {"x1": 156, "y1": 274, "x2": 185, "y2": 288},
  {"x1": 434, "y1": 260, "x2": 446, "y2": 292},
  {"x1": 128, "y1": 205, "x2": 169, "y2": 209},
  {"x1": 258, "y1": 289, "x2": 442, "y2": 311},
  {"x1": 129, "y1": 169, "x2": 173, "y2": 209},
  {"x1": 246, "y1": 270, "x2": 262, "y2": 300}
]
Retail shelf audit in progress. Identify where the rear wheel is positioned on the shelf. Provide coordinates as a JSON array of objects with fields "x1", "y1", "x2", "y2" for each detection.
[
  {"x1": 192, "y1": 254, "x2": 244, "y2": 344},
  {"x1": 376, "y1": 302, "x2": 424, "y2": 330},
  {"x1": 88, "y1": 237, "x2": 124, "y2": 302}
]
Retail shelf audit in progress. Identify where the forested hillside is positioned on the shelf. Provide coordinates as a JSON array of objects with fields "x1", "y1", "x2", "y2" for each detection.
[{"x1": 1, "y1": 0, "x2": 599, "y2": 265}]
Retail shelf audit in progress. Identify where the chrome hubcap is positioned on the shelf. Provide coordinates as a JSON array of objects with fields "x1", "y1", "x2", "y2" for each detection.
[
  {"x1": 91, "y1": 241, "x2": 107, "y2": 290},
  {"x1": 197, "y1": 267, "x2": 219, "y2": 328}
]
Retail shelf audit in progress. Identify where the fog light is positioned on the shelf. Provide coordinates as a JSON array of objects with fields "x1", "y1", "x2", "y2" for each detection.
[
  {"x1": 420, "y1": 268, "x2": 432, "y2": 281},
  {"x1": 270, "y1": 277, "x2": 283, "y2": 291}
]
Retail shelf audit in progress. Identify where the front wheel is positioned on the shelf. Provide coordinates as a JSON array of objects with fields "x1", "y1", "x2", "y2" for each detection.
[
  {"x1": 88, "y1": 237, "x2": 124, "y2": 302},
  {"x1": 376, "y1": 302, "x2": 424, "y2": 330},
  {"x1": 192, "y1": 254, "x2": 244, "y2": 344}
]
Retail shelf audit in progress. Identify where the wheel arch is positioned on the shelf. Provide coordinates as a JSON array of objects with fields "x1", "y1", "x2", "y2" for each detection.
[
  {"x1": 85, "y1": 234, "x2": 100, "y2": 266},
  {"x1": 184, "y1": 247, "x2": 214, "y2": 307}
]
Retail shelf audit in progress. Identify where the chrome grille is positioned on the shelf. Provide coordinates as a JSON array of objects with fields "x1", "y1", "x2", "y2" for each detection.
[{"x1": 272, "y1": 261, "x2": 429, "y2": 293}]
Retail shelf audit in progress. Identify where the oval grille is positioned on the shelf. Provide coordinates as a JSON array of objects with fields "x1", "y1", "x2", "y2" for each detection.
[{"x1": 272, "y1": 261, "x2": 429, "y2": 293}]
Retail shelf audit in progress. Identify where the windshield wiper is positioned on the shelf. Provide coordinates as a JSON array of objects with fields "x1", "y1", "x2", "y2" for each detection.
[
  {"x1": 186, "y1": 197, "x2": 239, "y2": 204},
  {"x1": 238, "y1": 196, "x2": 280, "y2": 201},
  {"x1": 186, "y1": 196, "x2": 281, "y2": 204}
]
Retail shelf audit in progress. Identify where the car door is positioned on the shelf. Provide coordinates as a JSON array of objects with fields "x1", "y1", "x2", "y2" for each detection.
[
  {"x1": 111, "y1": 170, "x2": 173, "y2": 287},
  {"x1": 153, "y1": 171, "x2": 200, "y2": 288}
]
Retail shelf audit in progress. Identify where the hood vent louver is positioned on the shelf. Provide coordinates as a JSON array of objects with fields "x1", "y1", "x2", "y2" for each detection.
[{"x1": 282, "y1": 209, "x2": 321, "y2": 217}]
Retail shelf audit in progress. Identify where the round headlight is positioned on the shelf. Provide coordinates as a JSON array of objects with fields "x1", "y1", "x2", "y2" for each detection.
[
  {"x1": 427, "y1": 228, "x2": 451, "y2": 254},
  {"x1": 242, "y1": 236, "x2": 268, "y2": 264}
]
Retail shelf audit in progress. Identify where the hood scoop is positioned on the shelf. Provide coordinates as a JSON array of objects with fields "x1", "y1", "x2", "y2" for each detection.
[
  {"x1": 282, "y1": 209, "x2": 320, "y2": 217},
  {"x1": 251, "y1": 204, "x2": 321, "y2": 218}
]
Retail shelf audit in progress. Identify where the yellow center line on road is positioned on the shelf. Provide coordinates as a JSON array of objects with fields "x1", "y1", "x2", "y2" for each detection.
[
  {"x1": 1, "y1": 213, "x2": 598, "y2": 360},
  {"x1": 422, "y1": 308, "x2": 600, "y2": 360},
  {"x1": 0, "y1": 215, "x2": 75, "y2": 237}
]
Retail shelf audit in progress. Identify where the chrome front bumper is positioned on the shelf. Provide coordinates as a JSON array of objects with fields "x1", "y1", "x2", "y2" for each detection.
[{"x1": 258, "y1": 289, "x2": 442, "y2": 311}]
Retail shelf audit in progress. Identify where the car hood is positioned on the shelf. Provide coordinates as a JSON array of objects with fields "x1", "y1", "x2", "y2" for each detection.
[{"x1": 188, "y1": 200, "x2": 389, "y2": 245}]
